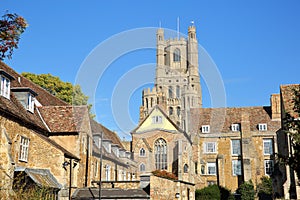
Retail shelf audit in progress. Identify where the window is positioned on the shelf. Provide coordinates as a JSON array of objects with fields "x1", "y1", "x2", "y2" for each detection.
[
  {"x1": 202, "y1": 125, "x2": 210, "y2": 133},
  {"x1": 207, "y1": 163, "x2": 216, "y2": 175},
  {"x1": 232, "y1": 160, "x2": 242, "y2": 176},
  {"x1": 207, "y1": 181, "x2": 216, "y2": 186},
  {"x1": 0, "y1": 75, "x2": 10, "y2": 99},
  {"x1": 176, "y1": 85, "x2": 180, "y2": 98},
  {"x1": 184, "y1": 164, "x2": 189, "y2": 173},
  {"x1": 168, "y1": 86, "x2": 173, "y2": 98},
  {"x1": 105, "y1": 165, "x2": 111, "y2": 181},
  {"x1": 152, "y1": 116, "x2": 162, "y2": 124},
  {"x1": 176, "y1": 107, "x2": 180, "y2": 117},
  {"x1": 258, "y1": 123, "x2": 267, "y2": 131},
  {"x1": 155, "y1": 138, "x2": 167, "y2": 170},
  {"x1": 140, "y1": 163, "x2": 145, "y2": 172},
  {"x1": 231, "y1": 140, "x2": 241, "y2": 156},
  {"x1": 263, "y1": 139, "x2": 273, "y2": 155},
  {"x1": 173, "y1": 48, "x2": 181, "y2": 62},
  {"x1": 169, "y1": 107, "x2": 173, "y2": 116},
  {"x1": 94, "y1": 161, "x2": 98, "y2": 177},
  {"x1": 27, "y1": 93, "x2": 35, "y2": 113},
  {"x1": 195, "y1": 162, "x2": 198, "y2": 174},
  {"x1": 201, "y1": 165, "x2": 205, "y2": 174},
  {"x1": 19, "y1": 136, "x2": 29, "y2": 162},
  {"x1": 231, "y1": 124, "x2": 240, "y2": 132},
  {"x1": 264, "y1": 160, "x2": 274, "y2": 175},
  {"x1": 139, "y1": 148, "x2": 146, "y2": 157},
  {"x1": 204, "y1": 142, "x2": 216, "y2": 153},
  {"x1": 119, "y1": 170, "x2": 123, "y2": 181}
]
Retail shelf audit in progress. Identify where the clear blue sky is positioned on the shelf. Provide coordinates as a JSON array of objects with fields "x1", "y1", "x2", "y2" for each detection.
[{"x1": 1, "y1": 1, "x2": 300, "y2": 140}]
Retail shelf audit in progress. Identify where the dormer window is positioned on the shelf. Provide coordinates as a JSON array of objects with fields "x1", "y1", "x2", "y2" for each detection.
[
  {"x1": 231, "y1": 124, "x2": 240, "y2": 132},
  {"x1": 258, "y1": 123, "x2": 268, "y2": 131},
  {"x1": 11, "y1": 88, "x2": 37, "y2": 113},
  {"x1": 0, "y1": 70, "x2": 14, "y2": 99},
  {"x1": 201, "y1": 125, "x2": 210, "y2": 133}
]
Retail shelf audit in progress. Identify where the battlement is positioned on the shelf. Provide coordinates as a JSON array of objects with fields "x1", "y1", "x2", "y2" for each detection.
[{"x1": 143, "y1": 87, "x2": 157, "y2": 96}]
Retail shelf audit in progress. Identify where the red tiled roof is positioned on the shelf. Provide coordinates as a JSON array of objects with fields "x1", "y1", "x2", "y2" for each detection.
[
  {"x1": 39, "y1": 106, "x2": 88, "y2": 133},
  {"x1": 190, "y1": 106, "x2": 281, "y2": 133}
]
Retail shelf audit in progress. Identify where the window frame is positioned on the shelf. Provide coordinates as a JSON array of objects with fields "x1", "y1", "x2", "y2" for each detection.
[
  {"x1": 139, "y1": 148, "x2": 146, "y2": 157},
  {"x1": 258, "y1": 123, "x2": 268, "y2": 131},
  {"x1": 231, "y1": 139, "x2": 241, "y2": 156},
  {"x1": 19, "y1": 136, "x2": 30, "y2": 162},
  {"x1": 263, "y1": 139, "x2": 273, "y2": 155},
  {"x1": 207, "y1": 162, "x2": 216, "y2": 175},
  {"x1": 105, "y1": 165, "x2": 111, "y2": 181},
  {"x1": 154, "y1": 138, "x2": 168, "y2": 170},
  {"x1": 152, "y1": 116, "x2": 162, "y2": 124},
  {"x1": 204, "y1": 142, "x2": 216, "y2": 154},
  {"x1": 173, "y1": 48, "x2": 181, "y2": 62},
  {"x1": 232, "y1": 160, "x2": 242, "y2": 176},
  {"x1": 231, "y1": 124, "x2": 240, "y2": 132},
  {"x1": 0, "y1": 75, "x2": 10, "y2": 99},
  {"x1": 140, "y1": 163, "x2": 146, "y2": 172},
  {"x1": 201, "y1": 125, "x2": 210, "y2": 133},
  {"x1": 264, "y1": 160, "x2": 274, "y2": 176}
]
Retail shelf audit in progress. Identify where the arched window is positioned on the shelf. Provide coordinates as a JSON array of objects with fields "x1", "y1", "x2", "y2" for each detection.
[
  {"x1": 150, "y1": 97, "x2": 153, "y2": 107},
  {"x1": 168, "y1": 86, "x2": 173, "y2": 98},
  {"x1": 176, "y1": 85, "x2": 180, "y2": 98},
  {"x1": 176, "y1": 106, "x2": 180, "y2": 117},
  {"x1": 139, "y1": 148, "x2": 145, "y2": 157},
  {"x1": 169, "y1": 107, "x2": 173, "y2": 116},
  {"x1": 184, "y1": 164, "x2": 189, "y2": 173},
  {"x1": 173, "y1": 48, "x2": 181, "y2": 62},
  {"x1": 155, "y1": 138, "x2": 167, "y2": 170},
  {"x1": 140, "y1": 163, "x2": 145, "y2": 172},
  {"x1": 157, "y1": 97, "x2": 159, "y2": 105},
  {"x1": 145, "y1": 98, "x2": 148, "y2": 108}
]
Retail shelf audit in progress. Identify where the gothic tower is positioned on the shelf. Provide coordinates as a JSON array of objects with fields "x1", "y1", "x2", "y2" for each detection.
[{"x1": 140, "y1": 25, "x2": 202, "y2": 132}]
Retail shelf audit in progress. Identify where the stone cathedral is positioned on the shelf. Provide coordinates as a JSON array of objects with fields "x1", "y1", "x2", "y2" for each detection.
[{"x1": 139, "y1": 26, "x2": 202, "y2": 132}]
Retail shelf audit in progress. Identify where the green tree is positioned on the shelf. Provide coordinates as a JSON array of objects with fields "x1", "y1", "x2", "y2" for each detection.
[
  {"x1": 257, "y1": 176, "x2": 273, "y2": 200},
  {"x1": 0, "y1": 12, "x2": 27, "y2": 60},
  {"x1": 22, "y1": 72, "x2": 94, "y2": 117},
  {"x1": 195, "y1": 184, "x2": 220, "y2": 200},
  {"x1": 237, "y1": 180, "x2": 255, "y2": 200}
]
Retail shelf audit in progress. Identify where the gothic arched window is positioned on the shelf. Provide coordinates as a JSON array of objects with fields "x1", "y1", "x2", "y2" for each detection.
[
  {"x1": 139, "y1": 148, "x2": 145, "y2": 157},
  {"x1": 184, "y1": 164, "x2": 189, "y2": 173},
  {"x1": 176, "y1": 85, "x2": 180, "y2": 98},
  {"x1": 168, "y1": 86, "x2": 173, "y2": 98},
  {"x1": 173, "y1": 48, "x2": 181, "y2": 62},
  {"x1": 140, "y1": 163, "x2": 145, "y2": 172},
  {"x1": 155, "y1": 138, "x2": 167, "y2": 170},
  {"x1": 169, "y1": 107, "x2": 173, "y2": 116},
  {"x1": 176, "y1": 106, "x2": 180, "y2": 117}
]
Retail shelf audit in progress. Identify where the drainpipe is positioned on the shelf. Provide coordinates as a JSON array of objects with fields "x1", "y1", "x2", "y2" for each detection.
[{"x1": 69, "y1": 159, "x2": 72, "y2": 200}]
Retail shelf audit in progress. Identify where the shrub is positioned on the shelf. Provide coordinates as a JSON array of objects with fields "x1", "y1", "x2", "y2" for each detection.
[
  {"x1": 257, "y1": 176, "x2": 273, "y2": 200},
  {"x1": 237, "y1": 180, "x2": 255, "y2": 200},
  {"x1": 195, "y1": 185, "x2": 234, "y2": 200}
]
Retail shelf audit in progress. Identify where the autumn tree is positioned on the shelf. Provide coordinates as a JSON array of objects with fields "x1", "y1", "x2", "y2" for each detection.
[
  {"x1": 0, "y1": 12, "x2": 27, "y2": 60},
  {"x1": 22, "y1": 72, "x2": 94, "y2": 117}
]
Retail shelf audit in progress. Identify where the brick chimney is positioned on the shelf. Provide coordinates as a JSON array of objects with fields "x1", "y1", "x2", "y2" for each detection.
[{"x1": 270, "y1": 94, "x2": 281, "y2": 120}]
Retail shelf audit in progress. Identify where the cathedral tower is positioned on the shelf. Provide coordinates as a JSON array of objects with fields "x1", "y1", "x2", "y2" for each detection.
[{"x1": 141, "y1": 25, "x2": 202, "y2": 131}]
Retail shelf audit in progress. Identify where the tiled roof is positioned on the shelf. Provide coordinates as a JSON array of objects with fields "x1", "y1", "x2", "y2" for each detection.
[
  {"x1": 90, "y1": 119, "x2": 124, "y2": 148},
  {"x1": 190, "y1": 106, "x2": 281, "y2": 133},
  {"x1": 0, "y1": 61, "x2": 68, "y2": 106},
  {"x1": 72, "y1": 188, "x2": 150, "y2": 199},
  {"x1": 280, "y1": 84, "x2": 300, "y2": 118},
  {"x1": 39, "y1": 106, "x2": 88, "y2": 133}
]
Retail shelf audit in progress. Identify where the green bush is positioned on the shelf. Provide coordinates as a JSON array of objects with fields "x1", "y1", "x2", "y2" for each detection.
[
  {"x1": 257, "y1": 176, "x2": 273, "y2": 200},
  {"x1": 237, "y1": 180, "x2": 255, "y2": 200},
  {"x1": 195, "y1": 185, "x2": 234, "y2": 200}
]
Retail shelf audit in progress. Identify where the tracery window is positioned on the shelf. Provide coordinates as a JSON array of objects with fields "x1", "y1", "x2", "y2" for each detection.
[
  {"x1": 139, "y1": 148, "x2": 146, "y2": 157},
  {"x1": 155, "y1": 138, "x2": 167, "y2": 170},
  {"x1": 173, "y1": 48, "x2": 181, "y2": 62}
]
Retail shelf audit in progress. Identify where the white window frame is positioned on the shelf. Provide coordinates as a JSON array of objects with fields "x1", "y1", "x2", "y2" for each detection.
[
  {"x1": 139, "y1": 148, "x2": 146, "y2": 157},
  {"x1": 232, "y1": 160, "x2": 242, "y2": 176},
  {"x1": 231, "y1": 139, "x2": 241, "y2": 156},
  {"x1": 258, "y1": 123, "x2": 268, "y2": 131},
  {"x1": 19, "y1": 136, "x2": 29, "y2": 162},
  {"x1": 263, "y1": 139, "x2": 273, "y2": 155},
  {"x1": 264, "y1": 160, "x2": 274, "y2": 176},
  {"x1": 207, "y1": 162, "x2": 216, "y2": 175},
  {"x1": 0, "y1": 75, "x2": 10, "y2": 99},
  {"x1": 105, "y1": 165, "x2": 111, "y2": 181},
  {"x1": 119, "y1": 170, "x2": 123, "y2": 181},
  {"x1": 152, "y1": 116, "x2": 162, "y2": 124},
  {"x1": 202, "y1": 125, "x2": 210, "y2": 133},
  {"x1": 231, "y1": 124, "x2": 240, "y2": 132},
  {"x1": 204, "y1": 142, "x2": 216, "y2": 154},
  {"x1": 27, "y1": 93, "x2": 35, "y2": 113}
]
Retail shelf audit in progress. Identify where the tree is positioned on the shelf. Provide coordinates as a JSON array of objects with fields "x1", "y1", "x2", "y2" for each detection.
[
  {"x1": 284, "y1": 86, "x2": 300, "y2": 178},
  {"x1": 22, "y1": 72, "x2": 94, "y2": 117},
  {"x1": 0, "y1": 12, "x2": 27, "y2": 60},
  {"x1": 237, "y1": 180, "x2": 255, "y2": 200},
  {"x1": 256, "y1": 176, "x2": 273, "y2": 200}
]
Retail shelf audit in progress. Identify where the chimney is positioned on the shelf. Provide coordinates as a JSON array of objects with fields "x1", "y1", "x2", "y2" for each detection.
[{"x1": 270, "y1": 94, "x2": 281, "y2": 120}]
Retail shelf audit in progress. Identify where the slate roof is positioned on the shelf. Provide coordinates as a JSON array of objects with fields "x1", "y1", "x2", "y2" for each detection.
[
  {"x1": 190, "y1": 106, "x2": 281, "y2": 134},
  {"x1": 280, "y1": 84, "x2": 300, "y2": 118},
  {"x1": 90, "y1": 119, "x2": 124, "y2": 148},
  {"x1": 71, "y1": 188, "x2": 150, "y2": 199},
  {"x1": 39, "y1": 106, "x2": 88, "y2": 133}
]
